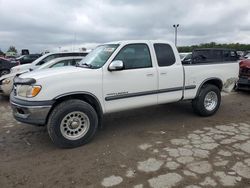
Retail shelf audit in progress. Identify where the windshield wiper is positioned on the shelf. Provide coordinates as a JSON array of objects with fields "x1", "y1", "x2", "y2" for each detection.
[{"x1": 76, "y1": 63, "x2": 93, "y2": 69}]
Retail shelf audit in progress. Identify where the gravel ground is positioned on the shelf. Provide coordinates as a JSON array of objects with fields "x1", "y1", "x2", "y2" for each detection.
[{"x1": 0, "y1": 91, "x2": 250, "y2": 188}]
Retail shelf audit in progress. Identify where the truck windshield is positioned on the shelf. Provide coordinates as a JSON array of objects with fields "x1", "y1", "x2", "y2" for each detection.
[{"x1": 77, "y1": 44, "x2": 119, "y2": 69}]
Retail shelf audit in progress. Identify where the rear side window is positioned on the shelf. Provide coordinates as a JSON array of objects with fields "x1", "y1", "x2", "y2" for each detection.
[
  {"x1": 78, "y1": 53, "x2": 88, "y2": 56},
  {"x1": 70, "y1": 59, "x2": 81, "y2": 66},
  {"x1": 154, "y1": 44, "x2": 176, "y2": 67},
  {"x1": 39, "y1": 54, "x2": 59, "y2": 65},
  {"x1": 114, "y1": 44, "x2": 152, "y2": 69},
  {"x1": 50, "y1": 61, "x2": 66, "y2": 68},
  {"x1": 22, "y1": 56, "x2": 28, "y2": 60}
]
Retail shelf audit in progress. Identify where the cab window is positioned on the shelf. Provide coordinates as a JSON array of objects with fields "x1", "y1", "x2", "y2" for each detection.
[
  {"x1": 154, "y1": 44, "x2": 176, "y2": 66},
  {"x1": 51, "y1": 60, "x2": 68, "y2": 68},
  {"x1": 114, "y1": 44, "x2": 152, "y2": 69},
  {"x1": 37, "y1": 54, "x2": 59, "y2": 65}
]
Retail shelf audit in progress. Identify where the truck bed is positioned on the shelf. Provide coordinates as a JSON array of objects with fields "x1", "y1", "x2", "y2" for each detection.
[{"x1": 183, "y1": 61, "x2": 239, "y2": 100}]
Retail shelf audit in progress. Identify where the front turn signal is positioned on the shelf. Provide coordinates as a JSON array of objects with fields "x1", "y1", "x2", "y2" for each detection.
[{"x1": 27, "y1": 86, "x2": 42, "y2": 98}]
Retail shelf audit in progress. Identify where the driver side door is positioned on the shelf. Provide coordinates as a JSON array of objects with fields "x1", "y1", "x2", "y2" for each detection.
[{"x1": 103, "y1": 43, "x2": 158, "y2": 113}]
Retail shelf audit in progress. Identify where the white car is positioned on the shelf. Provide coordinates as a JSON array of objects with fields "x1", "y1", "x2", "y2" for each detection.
[
  {"x1": 0, "y1": 51, "x2": 88, "y2": 95},
  {"x1": 10, "y1": 51, "x2": 88, "y2": 74},
  {"x1": 36, "y1": 56, "x2": 83, "y2": 70},
  {"x1": 244, "y1": 52, "x2": 250, "y2": 59},
  {"x1": 10, "y1": 40, "x2": 239, "y2": 148},
  {"x1": 0, "y1": 56, "x2": 84, "y2": 96}
]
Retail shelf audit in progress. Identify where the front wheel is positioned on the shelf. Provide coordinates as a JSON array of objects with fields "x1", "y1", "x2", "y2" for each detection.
[
  {"x1": 192, "y1": 84, "x2": 221, "y2": 116},
  {"x1": 47, "y1": 99, "x2": 98, "y2": 148}
]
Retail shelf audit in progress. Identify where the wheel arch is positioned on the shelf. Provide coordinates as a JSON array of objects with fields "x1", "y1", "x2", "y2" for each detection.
[
  {"x1": 195, "y1": 78, "x2": 223, "y2": 98},
  {"x1": 46, "y1": 92, "x2": 103, "y2": 127}
]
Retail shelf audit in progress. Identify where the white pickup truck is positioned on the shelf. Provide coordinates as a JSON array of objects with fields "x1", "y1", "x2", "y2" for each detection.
[{"x1": 10, "y1": 40, "x2": 239, "y2": 148}]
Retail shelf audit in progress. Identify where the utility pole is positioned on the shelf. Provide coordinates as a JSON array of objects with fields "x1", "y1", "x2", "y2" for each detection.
[{"x1": 173, "y1": 24, "x2": 180, "y2": 46}]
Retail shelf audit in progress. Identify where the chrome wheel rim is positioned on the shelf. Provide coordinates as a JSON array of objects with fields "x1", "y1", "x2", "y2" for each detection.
[
  {"x1": 60, "y1": 111, "x2": 90, "y2": 140},
  {"x1": 204, "y1": 91, "x2": 218, "y2": 111}
]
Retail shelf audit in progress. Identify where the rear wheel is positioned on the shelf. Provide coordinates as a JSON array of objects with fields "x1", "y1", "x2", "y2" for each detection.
[
  {"x1": 192, "y1": 84, "x2": 221, "y2": 116},
  {"x1": 0, "y1": 70, "x2": 10, "y2": 76},
  {"x1": 47, "y1": 99, "x2": 98, "y2": 148}
]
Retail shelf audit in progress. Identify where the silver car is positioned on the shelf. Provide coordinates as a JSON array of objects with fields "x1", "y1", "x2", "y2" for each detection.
[{"x1": 0, "y1": 56, "x2": 84, "y2": 96}]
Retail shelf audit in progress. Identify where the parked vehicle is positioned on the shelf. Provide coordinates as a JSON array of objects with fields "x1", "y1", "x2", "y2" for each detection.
[
  {"x1": 16, "y1": 54, "x2": 41, "y2": 64},
  {"x1": 10, "y1": 40, "x2": 239, "y2": 148},
  {"x1": 0, "y1": 52, "x2": 88, "y2": 96},
  {"x1": 37, "y1": 56, "x2": 83, "y2": 70},
  {"x1": 180, "y1": 52, "x2": 192, "y2": 64},
  {"x1": 0, "y1": 52, "x2": 87, "y2": 93},
  {"x1": 0, "y1": 57, "x2": 19, "y2": 76},
  {"x1": 244, "y1": 52, "x2": 250, "y2": 59},
  {"x1": 5, "y1": 51, "x2": 17, "y2": 60},
  {"x1": 0, "y1": 57, "x2": 84, "y2": 96},
  {"x1": 10, "y1": 51, "x2": 88, "y2": 74},
  {"x1": 192, "y1": 48, "x2": 239, "y2": 64},
  {"x1": 236, "y1": 59, "x2": 250, "y2": 90},
  {"x1": 21, "y1": 49, "x2": 29, "y2": 55}
]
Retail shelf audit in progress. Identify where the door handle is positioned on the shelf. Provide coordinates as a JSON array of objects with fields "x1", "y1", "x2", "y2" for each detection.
[
  {"x1": 146, "y1": 73, "x2": 154, "y2": 77},
  {"x1": 160, "y1": 72, "x2": 167, "y2": 75}
]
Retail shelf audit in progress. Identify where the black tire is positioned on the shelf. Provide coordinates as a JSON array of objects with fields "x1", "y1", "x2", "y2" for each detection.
[
  {"x1": 47, "y1": 99, "x2": 98, "y2": 148},
  {"x1": 192, "y1": 84, "x2": 221, "y2": 117},
  {"x1": 0, "y1": 69, "x2": 10, "y2": 76}
]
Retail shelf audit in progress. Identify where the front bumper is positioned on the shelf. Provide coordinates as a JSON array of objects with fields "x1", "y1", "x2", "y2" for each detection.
[
  {"x1": 10, "y1": 94, "x2": 54, "y2": 126},
  {"x1": 237, "y1": 77, "x2": 250, "y2": 91}
]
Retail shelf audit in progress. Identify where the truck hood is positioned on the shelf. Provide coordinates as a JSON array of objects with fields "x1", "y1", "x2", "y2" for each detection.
[
  {"x1": 11, "y1": 64, "x2": 33, "y2": 73},
  {"x1": 19, "y1": 66, "x2": 93, "y2": 80}
]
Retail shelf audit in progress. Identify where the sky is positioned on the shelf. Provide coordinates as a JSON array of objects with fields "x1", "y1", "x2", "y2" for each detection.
[{"x1": 0, "y1": 0, "x2": 250, "y2": 53}]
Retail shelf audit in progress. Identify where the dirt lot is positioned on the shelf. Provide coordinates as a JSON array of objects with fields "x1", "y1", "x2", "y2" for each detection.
[{"x1": 0, "y1": 92, "x2": 250, "y2": 188}]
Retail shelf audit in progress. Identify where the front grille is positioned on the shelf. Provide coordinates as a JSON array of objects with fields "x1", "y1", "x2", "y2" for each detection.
[
  {"x1": 13, "y1": 85, "x2": 17, "y2": 96},
  {"x1": 240, "y1": 67, "x2": 250, "y2": 77}
]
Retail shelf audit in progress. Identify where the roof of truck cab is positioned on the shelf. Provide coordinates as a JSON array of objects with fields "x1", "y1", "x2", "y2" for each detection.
[{"x1": 105, "y1": 40, "x2": 175, "y2": 45}]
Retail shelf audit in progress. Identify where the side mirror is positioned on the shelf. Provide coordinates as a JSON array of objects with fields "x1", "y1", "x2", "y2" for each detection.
[{"x1": 108, "y1": 60, "x2": 124, "y2": 71}]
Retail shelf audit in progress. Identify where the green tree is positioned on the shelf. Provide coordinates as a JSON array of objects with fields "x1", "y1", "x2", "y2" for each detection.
[
  {"x1": 7, "y1": 46, "x2": 18, "y2": 53},
  {"x1": 178, "y1": 42, "x2": 250, "y2": 53}
]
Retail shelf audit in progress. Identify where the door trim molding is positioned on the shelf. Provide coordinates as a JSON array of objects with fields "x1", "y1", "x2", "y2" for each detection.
[{"x1": 105, "y1": 85, "x2": 196, "y2": 101}]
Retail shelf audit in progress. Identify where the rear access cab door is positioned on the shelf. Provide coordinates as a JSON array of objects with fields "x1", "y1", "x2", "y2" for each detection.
[{"x1": 153, "y1": 43, "x2": 184, "y2": 104}]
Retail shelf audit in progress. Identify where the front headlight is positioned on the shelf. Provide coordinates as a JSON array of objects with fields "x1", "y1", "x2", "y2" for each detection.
[
  {"x1": 2, "y1": 79, "x2": 11, "y2": 85},
  {"x1": 17, "y1": 85, "x2": 41, "y2": 98}
]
